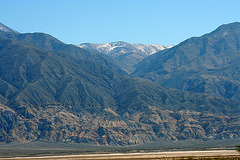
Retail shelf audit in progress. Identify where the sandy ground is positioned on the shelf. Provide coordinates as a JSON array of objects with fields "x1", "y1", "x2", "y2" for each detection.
[{"x1": 0, "y1": 150, "x2": 239, "y2": 160}]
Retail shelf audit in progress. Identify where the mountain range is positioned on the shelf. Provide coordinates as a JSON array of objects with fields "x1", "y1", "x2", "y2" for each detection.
[{"x1": 0, "y1": 22, "x2": 239, "y2": 146}]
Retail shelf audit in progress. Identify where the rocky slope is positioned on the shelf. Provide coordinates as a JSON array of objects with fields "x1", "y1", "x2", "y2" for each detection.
[
  {"x1": 77, "y1": 42, "x2": 173, "y2": 74},
  {"x1": 133, "y1": 22, "x2": 240, "y2": 101}
]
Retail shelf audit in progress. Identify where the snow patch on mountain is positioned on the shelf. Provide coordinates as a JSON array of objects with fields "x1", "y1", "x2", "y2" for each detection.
[
  {"x1": 77, "y1": 41, "x2": 174, "y2": 56},
  {"x1": 0, "y1": 22, "x2": 19, "y2": 34}
]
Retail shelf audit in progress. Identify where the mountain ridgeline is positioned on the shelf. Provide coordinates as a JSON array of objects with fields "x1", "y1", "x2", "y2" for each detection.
[
  {"x1": 0, "y1": 22, "x2": 125, "y2": 75},
  {"x1": 0, "y1": 22, "x2": 239, "y2": 146}
]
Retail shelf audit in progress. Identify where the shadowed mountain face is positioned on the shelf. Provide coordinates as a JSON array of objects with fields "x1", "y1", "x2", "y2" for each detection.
[
  {"x1": 0, "y1": 38, "x2": 126, "y2": 108},
  {"x1": 77, "y1": 42, "x2": 173, "y2": 74},
  {"x1": 133, "y1": 22, "x2": 240, "y2": 101},
  {"x1": 0, "y1": 23, "x2": 239, "y2": 146}
]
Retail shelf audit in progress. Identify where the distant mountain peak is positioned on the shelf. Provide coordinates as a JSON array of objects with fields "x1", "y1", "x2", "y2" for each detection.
[
  {"x1": 210, "y1": 22, "x2": 240, "y2": 35},
  {"x1": 218, "y1": 22, "x2": 240, "y2": 29},
  {"x1": 0, "y1": 22, "x2": 19, "y2": 34},
  {"x1": 77, "y1": 41, "x2": 174, "y2": 56},
  {"x1": 77, "y1": 41, "x2": 175, "y2": 74}
]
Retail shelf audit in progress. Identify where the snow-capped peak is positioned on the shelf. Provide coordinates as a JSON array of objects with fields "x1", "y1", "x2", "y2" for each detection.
[
  {"x1": 0, "y1": 22, "x2": 19, "y2": 34},
  {"x1": 77, "y1": 41, "x2": 174, "y2": 56}
]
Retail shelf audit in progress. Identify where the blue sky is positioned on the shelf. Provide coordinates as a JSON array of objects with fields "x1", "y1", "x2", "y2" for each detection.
[{"x1": 1, "y1": 0, "x2": 240, "y2": 45}]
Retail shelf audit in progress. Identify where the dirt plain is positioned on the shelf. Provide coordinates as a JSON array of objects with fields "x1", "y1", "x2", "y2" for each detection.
[{"x1": 0, "y1": 150, "x2": 239, "y2": 160}]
